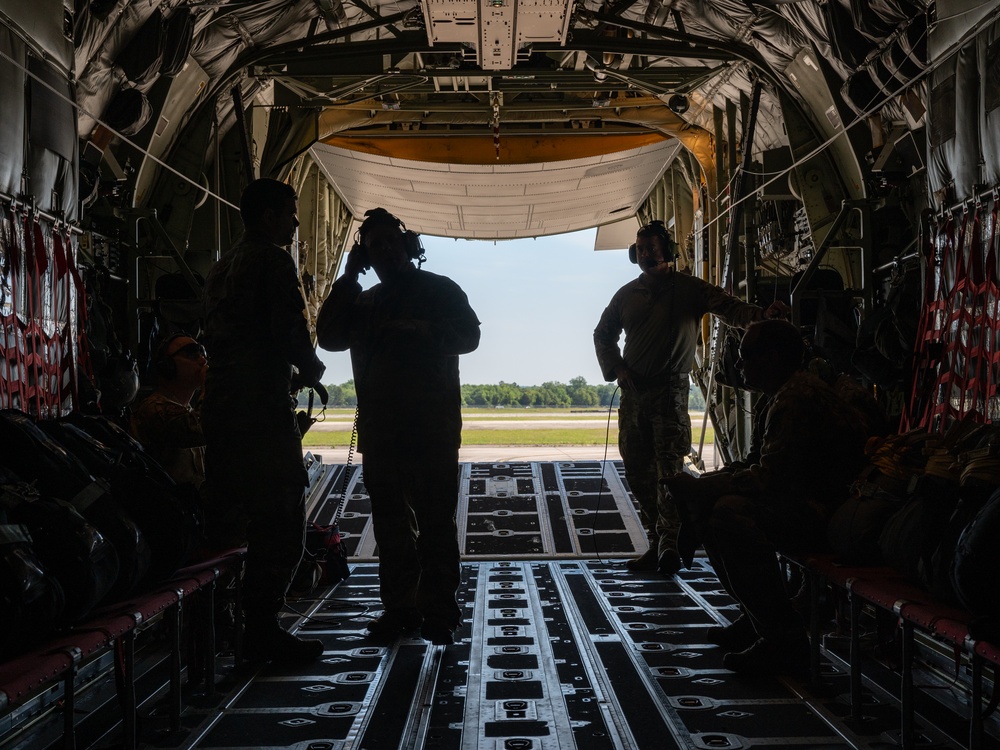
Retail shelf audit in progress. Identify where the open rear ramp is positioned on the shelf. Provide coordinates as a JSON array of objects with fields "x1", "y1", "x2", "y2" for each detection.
[
  {"x1": 154, "y1": 460, "x2": 986, "y2": 750},
  {"x1": 312, "y1": 460, "x2": 646, "y2": 561},
  {"x1": 4, "y1": 460, "x2": 996, "y2": 749},
  {"x1": 170, "y1": 559, "x2": 954, "y2": 750}
]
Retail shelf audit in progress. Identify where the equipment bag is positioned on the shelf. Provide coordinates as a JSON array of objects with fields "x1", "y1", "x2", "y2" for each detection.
[
  {"x1": 69, "y1": 413, "x2": 205, "y2": 554},
  {"x1": 305, "y1": 522, "x2": 351, "y2": 587},
  {"x1": 952, "y1": 487, "x2": 1000, "y2": 619},
  {"x1": 41, "y1": 419, "x2": 201, "y2": 584},
  {"x1": 0, "y1": 410, "x2": 150, "y2": 600},
  {"x1": 0, "y1": 523, "x2": 65, "y2": 659},
  {"x1": 827, "y1": 488, "x2": 901, "y2": 565},
  {"x1": 878, "y1": 475, "x2": 960, "y2": 588},
  {"x1": 0, "y1": 470, "x2": 119, "y2": 622}
]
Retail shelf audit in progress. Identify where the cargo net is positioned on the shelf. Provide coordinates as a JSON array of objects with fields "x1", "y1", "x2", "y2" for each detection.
[
  {"x1": 905, "y1": 197, "x2": 1000, "y2": 432},
  {"x1": 0, "y1": 206, "x2": 89, "y2": 418}
]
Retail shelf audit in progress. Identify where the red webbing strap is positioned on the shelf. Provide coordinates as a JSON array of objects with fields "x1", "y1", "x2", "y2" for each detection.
[
  {"x1": 66, "y1": 236, "x2": 95, "y2": 403},
  {"x1": 39, "y1": 225, "x2": 62, "y2": 417},
  {"x1": 7, "y1": 205, "x2": 31, "y2": 414},
  {"x1": 34, "y1": 221, "x2": 58, "y2": 418},
  {"x1": 905, "y1": 213, "x2": 956, "y2": 431},
  {"x1": 19, "y1": 213, "x2": 44, "y2": 418},
  {"x1": 980, "y1": 197, "x2": 1000, "y2": 417},
  {"x1": 933, "y1": 204, "x2": 979, "y2": 429},
  {"x1": 0, "y1": 211, "x2": 12, "y2": 409},
  {"x1": 53, "y1": 231, "x2": 75, "y2": 414}
]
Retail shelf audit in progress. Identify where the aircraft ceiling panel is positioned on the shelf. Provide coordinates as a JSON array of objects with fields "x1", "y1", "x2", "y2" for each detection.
[
  {"x1": 385, "y1": 157, "x2": 453, "y2": 173},
  {"x1": 409, "y1": 180, "x2": 475, "y2": 196},
  {"x1": 523, "y1": 181, "x2": 582, "y2": 195},
  {"x1": 464, "y1": 183, "x2": 528, "y2": 197},
  {"x1": 445, "y1": 160, "x2": 547, "y2": 174},
  {"x1": 455, "y1": 204, "x2": 533, "y2": 216},
  {"x1": 310, "y1": 139, "x2": 678, "y2": 239}
]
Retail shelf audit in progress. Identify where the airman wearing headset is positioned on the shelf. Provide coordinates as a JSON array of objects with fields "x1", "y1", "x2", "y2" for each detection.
[
  {"x1": 129, "y1": 332, "x2": 208, "y2": 490},
  {"x1": 316, "y1": 207, "x2": 481, "y2": 646},
  {"x1": 594, "y1": 220, "x2": 787, "y2": 576}
]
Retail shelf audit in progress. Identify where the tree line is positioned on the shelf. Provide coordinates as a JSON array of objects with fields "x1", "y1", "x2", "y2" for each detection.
[{"x1": 307, "y1": 376, "x2": 707, "y2": 410}]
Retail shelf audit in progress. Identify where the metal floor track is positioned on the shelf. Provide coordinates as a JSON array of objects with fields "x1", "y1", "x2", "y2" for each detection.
[
  {"x1": 12, "y1": 461, "x2": 994, "y2": 750},
  {"x1": 161, "y1": 559, "x2": 973, "y2": 750},
  {"x1": 307, "y1": 459, "x2": 647, "y2": 561}
]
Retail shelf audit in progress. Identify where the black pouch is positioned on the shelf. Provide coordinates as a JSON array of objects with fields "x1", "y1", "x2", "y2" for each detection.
[{"x1": 0, "y1": 523, "x2": 65, "y2": 659}]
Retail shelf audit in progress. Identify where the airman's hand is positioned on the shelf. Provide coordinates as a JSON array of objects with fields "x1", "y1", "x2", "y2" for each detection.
[
  {"x1": 615, "y1": 365, "x2": 636, "y2": 391},
  {"x1": 344, "y1": 243, "x2": 368, "y2": 279}
]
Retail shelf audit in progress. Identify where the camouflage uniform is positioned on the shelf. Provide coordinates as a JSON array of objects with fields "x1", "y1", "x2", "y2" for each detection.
[
  {"x1": 129, "y1": 391, "x2": 206, "y2": 489},
  {"x1": 317, "y1": 268, "x2": 480, "y2": 630},
  {"x1": 201, "y1": 229, "x2": 325, "y2": 623},
  {"x1": 594, "y1": 271, "x2": 762, "y2": 558},
  {"x1": 699, "y1": 370, "x2": 868, "y2": 640}
]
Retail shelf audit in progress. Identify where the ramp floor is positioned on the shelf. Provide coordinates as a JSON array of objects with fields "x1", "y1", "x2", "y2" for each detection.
[
  {"x1": 162, "y1": 559, "x2": 959, "y2": 750},
  {"x1": 309, "y1": 460, "x2": 647, "y2": 562},
  {"x1": 9, "y1": 461, "x2": 994, "y2": 749}
]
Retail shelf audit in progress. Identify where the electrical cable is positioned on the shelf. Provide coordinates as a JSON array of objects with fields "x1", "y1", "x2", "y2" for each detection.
[
  {"x1": 333, "y1": 407, "x2": 359, "y2": 526},
  {"x1": 283, "y1": 601, "x2": 375, "y2": 628}
]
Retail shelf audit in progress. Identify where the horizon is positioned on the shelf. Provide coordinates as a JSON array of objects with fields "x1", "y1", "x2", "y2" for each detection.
[{"x1": 315, "y1": 228, "x2": 641, "y2": 387}]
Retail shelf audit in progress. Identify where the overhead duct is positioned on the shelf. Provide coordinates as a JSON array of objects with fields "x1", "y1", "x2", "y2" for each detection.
[{"x1": 842, "y1": 17, "x2": 928, "y2": 116}]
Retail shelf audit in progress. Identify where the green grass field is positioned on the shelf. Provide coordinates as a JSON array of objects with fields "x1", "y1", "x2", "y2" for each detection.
[{"x1": 301, "y1": 425, "x2": 715, "y2": 447}]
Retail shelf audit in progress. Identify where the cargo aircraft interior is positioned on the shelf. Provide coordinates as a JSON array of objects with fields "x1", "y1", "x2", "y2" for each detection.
[{"x1": 3, "y1": 0, "x2": 1000, "y2": 748}]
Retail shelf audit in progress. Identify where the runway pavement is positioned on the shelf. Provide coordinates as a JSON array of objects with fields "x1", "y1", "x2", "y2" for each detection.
[
  {"x1": 306, "y1": 441, "x2": 720, "y2": 468},
  {"x1": 304, "y1": 409, "x2": 721, "y2": 468}
]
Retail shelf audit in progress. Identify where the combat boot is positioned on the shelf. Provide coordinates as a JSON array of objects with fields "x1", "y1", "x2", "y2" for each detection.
[
  {"x1": 625, "y1": 546, "x2": 659, "y2": 571},
  {"x1": 244, "y1": 619, "x2": 324, "y2": 663},
  {"x1": 657, "y1": 549, "x2": 682, "y2": 576},
  {"x1": 367, "y1": 608, "x2": 422, "y2": 638},
  {"x1": 722, "y1": 632, "x2": 809, "y2": 677},
  {"x1": 420, "y1": 619, "x2": 456, "y2": 645},
  {"x1": 705, "y1": 614, "x2": 757, "y2": 651}
]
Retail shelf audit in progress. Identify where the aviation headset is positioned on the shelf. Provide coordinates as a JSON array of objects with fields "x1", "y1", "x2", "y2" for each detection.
[
  {"x1": 629, "y1": 219, "x2": 678, "y2": 264},
  {"x1": 152, "y1": 332, "x2": 197, "y2": 381},
  {"x1": 357, "y1": 207, "x2": 425, "y2": 268}
]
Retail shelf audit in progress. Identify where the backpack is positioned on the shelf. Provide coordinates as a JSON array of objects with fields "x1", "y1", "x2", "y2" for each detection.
[
  {"x1": 0, "y1": 522, "x2": 65, "y2": 659},
  {"x1": 41, "y1": 419, "x2": 202, "y2": 584},
  {"x1": 295, "y1": 523, "x2": 351, "y2": 590},
  {"x1": 0, "y1": 471, "x2": 119, "y2": 622},
  {"x1": 0, "y1": 410, "x2": 150, "y2": 600},
  {"x1": 878, "y1": 475, "x2": 960, "y2": 588},
  {"x1": 952, "y1": 487, "x2": 1000, "y2": 619}
]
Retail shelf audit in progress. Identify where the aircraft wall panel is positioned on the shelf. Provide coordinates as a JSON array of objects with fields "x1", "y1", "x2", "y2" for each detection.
[
  {"x1": 0, "y1": 29, "x2": 25, "y2": 199},
  {"x1": 0, "y1": 0, "x2": 71, "y2": 72},
  {"x1": 930, "y1": 0, "x2": 1000, "y2": 60},
  {"x1": 927, "y1": 44, "x2": 980, "y2": 203},
  {"x1": 27, "y1": 57, "x2": 77, "y2": 218},
  {"x1": 980, "y1": 21, "x2": 1000, "y2": 188}
]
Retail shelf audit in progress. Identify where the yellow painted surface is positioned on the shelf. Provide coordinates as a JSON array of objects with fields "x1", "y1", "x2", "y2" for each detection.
[{"x1": 320, "y1": 132, "x2": 669, "y2": 164}]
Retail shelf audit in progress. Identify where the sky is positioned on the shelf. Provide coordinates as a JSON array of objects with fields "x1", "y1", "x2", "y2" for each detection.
[{"x1": 315, "y1": 229, "x2": 640, "y2": 387}]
